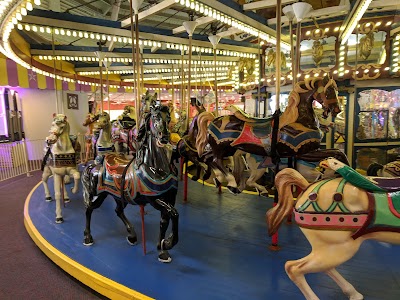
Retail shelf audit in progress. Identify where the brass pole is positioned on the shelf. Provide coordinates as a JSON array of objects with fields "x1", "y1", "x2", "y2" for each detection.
[
  {"x1": 135, "y1": 12, "x2": 141, "y2": 124},
  {"x1": 289, "y1": 19, "x2": 295, "y2": 85},
  {"x1": 129, "y1": 0, "x2": 139, "y2": 131},
  {"x1": 214, "y1": 48, "x2": 218, "y2": 116},
  {"x1": 186, "y1": 35, "x2": 192, "y2": 128},
  {"x1": 275, "y1": 0, "x2": 282, "y2": 110}
]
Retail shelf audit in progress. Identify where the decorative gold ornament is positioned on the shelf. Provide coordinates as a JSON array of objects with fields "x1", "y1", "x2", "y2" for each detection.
[
  {"x1": 312, "y1": 40, "x2": 324, "y2": 66},
  {"x1": 265, "y1": 49, "x2": 287, "y2": 69}
]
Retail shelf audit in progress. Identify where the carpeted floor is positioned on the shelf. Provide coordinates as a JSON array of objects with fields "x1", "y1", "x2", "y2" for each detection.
[{"x1": 0, "y1": 171, "x2": 105, "y2": 300}]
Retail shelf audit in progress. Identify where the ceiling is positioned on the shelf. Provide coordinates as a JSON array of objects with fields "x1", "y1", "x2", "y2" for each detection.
[{"x1": 2, "y1": 0, "x2": 400, "y2": 103}]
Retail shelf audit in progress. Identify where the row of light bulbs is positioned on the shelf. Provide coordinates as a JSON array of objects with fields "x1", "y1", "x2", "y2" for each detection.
[
  {"x1": 174, "y1": 0, "x2": 290, "y2": 51},
  {"x1": 304, "y1": 21, "x2": 393, "y2": 37},
  {"x1": 36, "y1": 55, "x2": 237, "y2": 67},
  {"x1": 78, "y1": 67, "x2": 229, "y2": 76},
  {"x1": 17, "y1": 22, "x2": 256, "y2": 58},
  {"x1": 123, "y1": 72, "x2": 228, "y2": 82},
  {"x1": 393, "y1": 34, "x2": 400, "y2": 73}
]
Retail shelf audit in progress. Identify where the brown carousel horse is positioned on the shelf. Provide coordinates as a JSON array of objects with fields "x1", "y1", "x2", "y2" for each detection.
[
  {"x1": 81, "y1": 103, "x2": 179, "y2": 263},
  {"x1": 82, "y1": 112, "x2": 97, "y2": 165},
  {"x1": 196, "y1": 76, "x2": 341, "y2": 194},
  {"x1": 367, "y1": 156, "x2": 400, "y2": 177},
  {"x1": 267, "y1": 157, "x2": 400, "y2": 300}
]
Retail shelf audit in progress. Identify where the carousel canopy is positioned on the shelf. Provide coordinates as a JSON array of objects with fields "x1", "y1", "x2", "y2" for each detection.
[{"x1": 0, "y1": 0, "x2": 399, "y2": 97}]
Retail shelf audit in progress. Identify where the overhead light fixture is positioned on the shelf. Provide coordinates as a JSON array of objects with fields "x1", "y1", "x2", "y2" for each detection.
[
  {"x1": 292, "y1": 2, "x2": 312, "y2": 22},
  {"x1": 340, "y1": 0, "x2": 373, "y2": 45}
]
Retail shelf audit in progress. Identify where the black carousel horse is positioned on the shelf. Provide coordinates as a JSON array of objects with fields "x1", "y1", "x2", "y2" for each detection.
[
  {"x1": 81, "y1": 104, "x2": 179, "y2": 263},
  {"x1": 196, "y1": 76, "x2": 341, "y2": 194}
]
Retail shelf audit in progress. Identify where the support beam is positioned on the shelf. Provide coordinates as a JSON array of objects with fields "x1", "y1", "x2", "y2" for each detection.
[
  {"x1": 107, "y1": 0, "x2": 122, "y2": 51},
  {"x1": 121, "y1": 0, "x2": 176, "y2": 28},
  {"x1": 173, "y1": 16, "x2": 214, "y2": 35},
  {"x1": 217, "y1": 27, "x2": 243, "y2": 38},
  {"x1": 196, "y1": 0, "x2": 278, "y2": 38},
  {"x1": 268, "y1": 0, "x2": 351, "y2": 25},
  {"x1": 243, "y1": 0, "x2": 296, "y2": 11},
  {"x1": 24, "y1": 15, "x2": 258, "y2": 54}
]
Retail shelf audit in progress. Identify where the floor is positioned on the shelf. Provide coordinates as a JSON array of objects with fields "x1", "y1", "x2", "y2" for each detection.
[{"x1": 26, "y1": 176, "x2": 400, "y2": 300}]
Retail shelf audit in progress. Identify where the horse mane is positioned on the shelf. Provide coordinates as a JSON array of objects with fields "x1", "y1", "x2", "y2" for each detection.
[
  {"x1": 196, "y1": 111, "x2": 215, "y2": 157},
  {"x1": 278, "y1": 77, "x2": 324, "y2": 129}
]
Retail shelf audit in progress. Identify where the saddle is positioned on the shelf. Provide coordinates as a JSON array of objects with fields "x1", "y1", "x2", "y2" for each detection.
[
  {"x1": 227, "y1": 105, "x2": 274, "y2": 125},
  {"x1": 368, "y1": 177, "x2": 400, "y2": 193},
  {"x1": 105, "y1": 153, "x2": 133, "y2": 179}
]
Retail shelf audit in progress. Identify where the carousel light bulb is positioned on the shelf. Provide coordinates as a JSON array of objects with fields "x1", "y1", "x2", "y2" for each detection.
[
  {"x1": 21, "y1": 7, "x2": 27, "y2": 15},
  {"x1": 16, "y1": 12, "x2": 22, "y2": 20},
  {"x1": 32, "y1": 25, "x2": 37, "y2": 32},
  {"x1": 17, "y1": 23, "x2": 23, "y2": 30},
  {"x1": 26, "y1": 2, "x2": 33, "y2": 11},
  {"x1": 34, "y1": 0, "x2": 41, "y2": 5},
  {"x1": 25, "y1": 24, "x2": 30, "y2": 31}
]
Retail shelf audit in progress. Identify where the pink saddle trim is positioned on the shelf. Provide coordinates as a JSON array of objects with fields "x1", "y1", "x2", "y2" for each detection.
[{"x1": 294, "y1": 209, "x2": 368, "y2": 231}]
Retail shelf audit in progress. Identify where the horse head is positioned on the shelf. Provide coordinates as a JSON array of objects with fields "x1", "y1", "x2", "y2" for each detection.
[
  {"x1": 82, "y1": 113, "x2": 97, "y2": 127},
  {"x1": 96, "y1": 112, "x2": 111, "y2": 129},
  {"x1": 149, "y1": 104, "x2": 171, "y2": 147},
  {"x1": 314, "y1": 76, "x2": 341, "y2": 119},
  {"x1": 46, "y1": 114, "x2": 68, "y2": 144}
]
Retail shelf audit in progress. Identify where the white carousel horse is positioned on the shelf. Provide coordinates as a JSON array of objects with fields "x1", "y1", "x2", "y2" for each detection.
[
  {"x1": 42, "y1": 114, "x2": 80, "y2": 223},
  {"x1": 267, "y1": 157, "x2": 400, "y2": 300}
]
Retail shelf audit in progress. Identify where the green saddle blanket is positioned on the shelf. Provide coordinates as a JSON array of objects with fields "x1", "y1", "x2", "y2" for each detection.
[{"x1": 353, "y1": 191, "x2": 400, "y2": 239}]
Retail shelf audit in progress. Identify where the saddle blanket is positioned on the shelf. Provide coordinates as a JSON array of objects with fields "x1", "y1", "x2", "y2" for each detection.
[{"x1": 353, "y1": 191, "x2": 400, "y2": 238}]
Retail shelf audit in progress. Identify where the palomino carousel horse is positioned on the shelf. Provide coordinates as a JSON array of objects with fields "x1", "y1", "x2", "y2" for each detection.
[
  {"x1": 267, "y1": 157, "x2": 400, "y2": 300},
  {"x1": 82, "y1": 112, "x2": 97, "y2": 165},
  {"x1": 81, "y1": 103, "x2": 179, "y2": 263},
  {"x1": 94, "y1": 111, "x2": 114, "y2": 161},
  {"x1": 367, "y1": 156, "x2": 400, "y2": 177},
  {"x1": 42, "y1": 114, "x2": 80, "y2": 223},
  {"x1": 196, "y1": 76, "x2": 341, "y2": 194}
]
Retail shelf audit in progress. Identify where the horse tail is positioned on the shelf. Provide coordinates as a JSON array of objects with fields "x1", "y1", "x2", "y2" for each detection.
[
  {"x1": 266, "y1": 168, "x2": 309, "y2": 236},
  {"x1": 196, "y1": 111, "x2": 215, "y2": 157},
  {"x1": 366, "y1": 162, "x2": 383, "y2": 176}
]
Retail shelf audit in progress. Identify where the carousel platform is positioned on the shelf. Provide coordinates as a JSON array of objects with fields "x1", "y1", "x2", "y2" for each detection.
[{"x1": 24, "y1": 174, "x2": 400, "y2": 300}]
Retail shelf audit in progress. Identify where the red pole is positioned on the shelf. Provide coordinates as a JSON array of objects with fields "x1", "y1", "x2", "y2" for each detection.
[
  {"x1": 269, "y1": 202, "x2": 281, "y2": 251},
  {"x1": 183, "y1": 161, "x2": 188, "y2": 203},
  {"x1": 179, "y1": 157, "x2": 184, "y2": 181},
  {"x1": 140, "y1": 205, "x2": 146, "y2": 255}
]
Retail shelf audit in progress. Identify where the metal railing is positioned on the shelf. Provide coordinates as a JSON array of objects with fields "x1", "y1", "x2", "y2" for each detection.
[{"x1": 0, "y1": 134, "x2": 86, "y2": 182}]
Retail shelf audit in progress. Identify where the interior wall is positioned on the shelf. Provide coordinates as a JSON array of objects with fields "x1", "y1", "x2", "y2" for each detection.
[{"x1": 17, "y1": 88, "x2": 88, "y2": 141}]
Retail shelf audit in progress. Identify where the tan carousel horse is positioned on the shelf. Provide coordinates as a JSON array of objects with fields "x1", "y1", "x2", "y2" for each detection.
[
  {"x1": 267, "y1": 157, "x2": 400, "y2": 300},
  {"x1": 42, "y1": 114, "x2": 80, "y2": 223},
  {"x1": 82, "y1": 112, "x2": 97, "y2": 165}
]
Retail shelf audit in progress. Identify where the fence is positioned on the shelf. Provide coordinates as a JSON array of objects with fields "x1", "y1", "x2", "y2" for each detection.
[{"x1": 0, "y1": 134, "x2": 86, "y2": 182}]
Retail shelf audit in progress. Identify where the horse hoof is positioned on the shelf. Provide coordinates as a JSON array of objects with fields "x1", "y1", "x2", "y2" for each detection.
[
  {"x1": 55, "y1": 217, "x2": 64, "y2": 224},
  {"x1": 83, "y1": 237, "x2": 94, "y2": 246},
  {"x1": 45, "y1": 197, "x2": 52, "y2": 202},
  {"x1": 260, "y1": 192, "x2": 270, "y2": 198},
  {"x1": 158, "y1": 250, "x2": 172, "y2": 263},
  {"x1": 191, "y1": 176, "x2": 198, "y2": 181},
  {"x1": 203, "y1": 173, "x2": 211, "y2": 181},
  {"x1": 227, "y1": 186, "x2": 240, "y2": 195},
  {"x1": 213, "y1": 178, "x2": 221, "y2": 188},
  {"x1": 126, "y1": 236, "x2": 138, "y2": 246},
  {"x1": 64, "y1": 198, "x2": 71, "y2": 203}
]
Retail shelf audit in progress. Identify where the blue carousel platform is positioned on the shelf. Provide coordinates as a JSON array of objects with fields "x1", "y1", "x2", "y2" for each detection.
[{"x1": 24, "y1": 174, "x2": 400, "y2": 300}]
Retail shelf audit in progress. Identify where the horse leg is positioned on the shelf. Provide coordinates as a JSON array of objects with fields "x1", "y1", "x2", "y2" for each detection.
[
  {"x1": 149, "y1": 196, "x2": 179, "y2": 263},
  {"x1": 69, "y1": 168, "x2": 81, "y2": 194},
  {"x1": 83, "y1": 193, "x2": 107, "y2": 246},
  {"x1": 42, "y1": 167, "x2": 52, "y2": 201},
  {"x1": 325, "y1": 268, "x2": 363, "y2": 300},
  {"x1": 192, "y1": 164, "x2": 201, "y2": 181},
  {"x1": 114, "y1": 198, "x2": 138, "y2": 245},
  {"x1": 246, "y1": 168, "x2": 269, "y2": 197},
  {"x1": 53, "y1": 174, "x2": 64, "y2": 223},
  {"x1": 285, "y1": 230, "x2": 363, "y2": 300},
  {"x1": 213, "y1": 157, "x2": 239, "y2": 194}
]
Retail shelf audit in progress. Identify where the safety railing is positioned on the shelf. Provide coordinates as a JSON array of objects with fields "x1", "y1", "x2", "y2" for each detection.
[{"x1": 0, "y1": 134, "x2": 86, "y2": 182}]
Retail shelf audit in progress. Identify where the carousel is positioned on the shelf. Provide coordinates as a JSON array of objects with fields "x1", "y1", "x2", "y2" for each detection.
[{"x1": 0, "y1": 0, "x2": 400, "y2": 299}]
